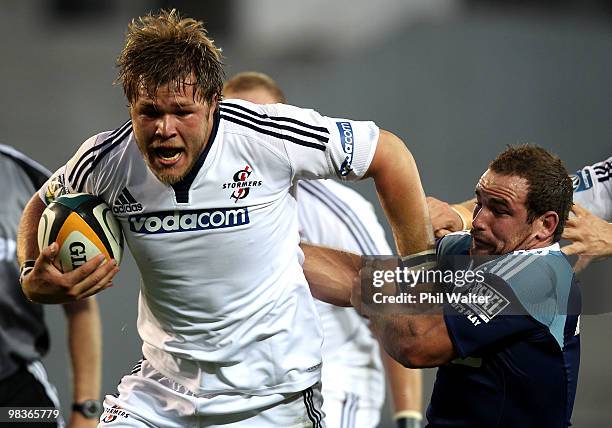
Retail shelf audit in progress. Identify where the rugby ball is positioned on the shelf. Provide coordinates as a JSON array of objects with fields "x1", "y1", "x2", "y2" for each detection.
[{"x1": 37, "y1": 193, "x2": 123, "y2": 272}]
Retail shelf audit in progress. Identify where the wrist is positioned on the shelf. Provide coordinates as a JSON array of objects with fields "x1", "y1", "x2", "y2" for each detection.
[
  {"x1": 19, "y1": 260, "x2": 36, "y2": 300},
  {"x1": 450, "y1": 204, "x2": 472, "y2": 230},
  {"x1": 19, "y1": 260, "x2": 36, "y2": 284},
  {"x1": 72, "y1": 399, "x2": 102, "y2": 419},
  {"x1": 394, "y1": 410, "x2": 423, "y2": 428}
]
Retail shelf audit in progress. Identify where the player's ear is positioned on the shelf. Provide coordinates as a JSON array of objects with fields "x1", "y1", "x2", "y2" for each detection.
[{"x1": 535, "y1": 211, "x2": 559, "y2": 241}]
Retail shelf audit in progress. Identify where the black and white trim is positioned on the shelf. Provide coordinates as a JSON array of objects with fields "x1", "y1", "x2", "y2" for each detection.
[
  {"x1": 130, "y1": 358, "x2": 144, "y2": 375},
  {"x1": 69, "y1": 120, "x2": 132, "y2": 192},
  {"x1": 593, "y1": 158, "x2": 612, "y2": 183},
  {"x1": 339, "y1": 393, "x2": 359, "y2": 428},
  {"x1": 220, "y1": 102, "x2": 329, "y2": 152},
  {"x1": 299, "y1": 181, "x2": 380, "y2": 255},
  {"x1": 302, "y1": 386, "x2": 324, "y2": 427}
]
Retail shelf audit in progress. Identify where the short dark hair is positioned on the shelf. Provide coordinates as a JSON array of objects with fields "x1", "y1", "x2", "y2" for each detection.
[
  {"x1": 117, "y1": 9, "x2": 225, "y2": 105},
  {"x1": 223, "y1": 72, "x2": 286, "y2": 103},
  {"x1": 489, "y1": 144, "x2": 572, "y2": 242}
]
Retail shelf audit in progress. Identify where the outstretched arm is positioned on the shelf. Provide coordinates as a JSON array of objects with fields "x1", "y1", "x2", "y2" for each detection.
[
  {"x1": 63, "y1": 298, "x2": 102, "y2": 427},
  {"x1": 365, "y1": 130, "x2": 434, "y2": 256},
  {"x1": 18, "y1": 194, "x2": 119, "y2": 304},
  {"x1": 301, "y1": 243, "x2": 361, "y2": 307}
]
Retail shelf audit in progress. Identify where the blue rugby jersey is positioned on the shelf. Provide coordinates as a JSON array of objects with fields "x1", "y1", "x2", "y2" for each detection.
[{"x1": 426, "y1": 232, "x2": 580, "y2": 428}]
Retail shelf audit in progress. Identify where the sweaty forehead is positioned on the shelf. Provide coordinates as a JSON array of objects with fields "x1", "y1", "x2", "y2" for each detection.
[
  {"x1": 135, "y1": 79, "x2": 201, "y2": 102},
  {"x1": 476, "y1": 170, "x2": 529, "y2": 204}
]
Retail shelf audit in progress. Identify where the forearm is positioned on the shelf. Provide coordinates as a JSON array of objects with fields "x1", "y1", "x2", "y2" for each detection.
[
  {"x1": 17, "y1": 194, "x2": 46, "y2": 265},
  {"x1": 63, "y1": 298, "x2": 101, "y2": 402},
  {"x1": 380, "y1": 347, "x2": 422, "y2": 413},
  {"x1": 368, "y1": 309, "x2": 452, "y2": 368},
  {"x1": 301, "y1": 243, "x2": 361, "y2": 306},
  {"x1": 366, "y1": 131, "x2": 434, "y2": 256}
]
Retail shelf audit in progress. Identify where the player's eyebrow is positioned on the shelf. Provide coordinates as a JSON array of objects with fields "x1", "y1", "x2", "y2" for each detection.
[
  {"x1": 488, "y1": 197, "x2": 511, "y2": 209},
  {"x1": 475, "y1": 189, "x2": 511, "y2": 209}
]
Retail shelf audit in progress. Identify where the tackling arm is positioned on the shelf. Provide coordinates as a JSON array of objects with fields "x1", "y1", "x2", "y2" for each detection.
[
  {"x1": 301, "y1": 243, "x2": 362, "y2": 307},
  {"x1": 359, "y1": 133, "x2": 454, "y2": 367}
]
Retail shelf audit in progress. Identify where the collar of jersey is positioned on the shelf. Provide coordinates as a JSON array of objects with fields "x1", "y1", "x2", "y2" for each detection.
[{"x1": 171, "y1": 109, "x2": 220, "y2": 203}]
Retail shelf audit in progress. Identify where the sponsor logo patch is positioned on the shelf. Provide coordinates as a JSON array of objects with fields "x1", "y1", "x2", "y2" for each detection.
[
  {"x1": 113, "y1": 187, "x2": 143, "y2": 214},
  {"x1": 101, "y1": 405, "x2": 129, "y2": 423},
  {"x1": 570, "y1": 170, "x2": 594, "y2": 192},
  {"x1": 336, "y1": 122, "x2": 354, "y2": 176},
  {"x1": 128, "y1": 208, "x2": 250, "y2": 234},
  {"x1": 222, "y1": 165, "x2": 262, "y2": 202},
  {"x1": 450, "y1": 280, "x2": 510, "y2": 324}
]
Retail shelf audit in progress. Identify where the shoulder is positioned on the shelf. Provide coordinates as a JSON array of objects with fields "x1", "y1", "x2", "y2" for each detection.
[
  {"x1": 437, "y1": 231, "x2": 471, "y2": 257},
  {"x1": 482, "y1": 244, "x2": 575, "y2": 322},
  {"x1": 219, "y1": 99, "x2": 330, "y2": 150},
  {"x1": 65, "y1": 120, "x2": 133, "y2": 192},
  {"x1": 485, "y1": 243, "x2": 572, "y2": 284}
]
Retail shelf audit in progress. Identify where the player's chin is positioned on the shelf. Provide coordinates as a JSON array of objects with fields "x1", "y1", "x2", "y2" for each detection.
[
  {"x1": 147, "y1": 157, "x2": 191, "y2": 185},
  {"x1": 471, "y1": 238, "x2": 495, "y2": 256},
  {"x1": 150, "y1": 164, "x2": 190, "y2": 185}
]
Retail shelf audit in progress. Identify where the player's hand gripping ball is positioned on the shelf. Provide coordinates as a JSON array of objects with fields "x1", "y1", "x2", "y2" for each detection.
[{"x1": 37, "y1": 193, "x2": 123, "y2": 272}]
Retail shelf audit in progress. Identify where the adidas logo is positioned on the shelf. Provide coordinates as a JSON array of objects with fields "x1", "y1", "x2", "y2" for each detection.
[{"x1": 113, "y1": 187, "x2": 143, "y2": 214}]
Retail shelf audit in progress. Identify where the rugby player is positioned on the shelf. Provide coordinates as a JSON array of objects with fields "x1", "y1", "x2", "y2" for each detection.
[
  {"x1": 224, "y1": 71, "x2": 423, "y2": 428},
  {"x1": 17, "y1": 10, "x2": 433, "y2": 427},
  {"x1": 428, "y1": 155, "x2": 612, "y2": 271},
  {"x1": 305, "y1": 145, "x2": 580, "y2": 427}
]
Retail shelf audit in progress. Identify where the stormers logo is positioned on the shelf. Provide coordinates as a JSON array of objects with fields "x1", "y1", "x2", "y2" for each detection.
[
  {"x1": 101, "y1": 405, "x2": 129, "y2": 423},
  {"x1": 222, "y1": 165, "x2": 263, "y2": 202}
]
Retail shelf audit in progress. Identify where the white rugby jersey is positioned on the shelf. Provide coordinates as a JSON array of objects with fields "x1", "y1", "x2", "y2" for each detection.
[
  {"x1": 39, "y1": 99, "x2": 379, "y2": 395},
  {"x1": 297, "y1": 179, "x2": 392, "y2": 404},
  {"x1": 571, "y1": 155, "x2": 612, "y2": 221}
]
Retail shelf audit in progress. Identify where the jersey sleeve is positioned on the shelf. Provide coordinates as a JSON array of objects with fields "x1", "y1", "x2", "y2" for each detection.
[
  {"x1": 38, "y1": 132, "x2": 114, "y2": 204},
  {"x1": 269, "y1": 103, "x2": 379, "y2": 182},
  {"x1": 571, "y1": 155, "x2": 612, "y2": 220}
]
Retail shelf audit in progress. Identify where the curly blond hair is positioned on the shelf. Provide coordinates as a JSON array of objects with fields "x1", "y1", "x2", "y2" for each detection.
[{"x1": 117, "y1": 9, "x2": 225, "y2": 104}]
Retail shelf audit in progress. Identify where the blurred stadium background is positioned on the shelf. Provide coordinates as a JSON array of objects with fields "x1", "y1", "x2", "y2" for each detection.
[{"x1": 1, "y1": 0, "x2": 610, "y2": 426}]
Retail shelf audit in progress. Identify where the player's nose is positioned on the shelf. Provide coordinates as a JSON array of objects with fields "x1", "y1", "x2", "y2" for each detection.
[
  {"x1": 471, "y1": 206, "x2": 487, "y2": 231},
  {"x1": 155, "y1": 114, "x2": 178, "y2": 139}
]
